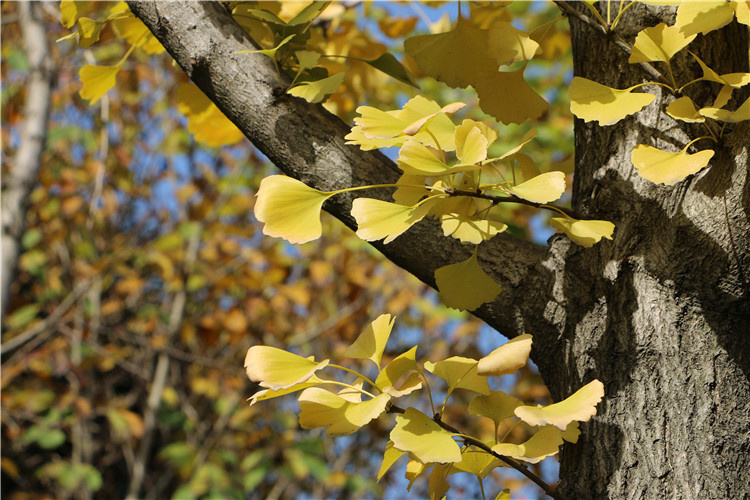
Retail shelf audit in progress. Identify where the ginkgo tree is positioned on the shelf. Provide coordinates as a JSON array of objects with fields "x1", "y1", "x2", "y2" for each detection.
[{"x1": 58, "y1": 0, "x2": 750, "y2": 498}]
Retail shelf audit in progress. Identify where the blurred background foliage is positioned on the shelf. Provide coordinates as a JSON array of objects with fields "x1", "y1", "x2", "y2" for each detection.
[{"x1": 1, "y1": 1, "x2": 572, "y2": 498}]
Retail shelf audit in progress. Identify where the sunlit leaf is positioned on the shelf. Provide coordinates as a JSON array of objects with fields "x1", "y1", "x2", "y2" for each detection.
[
  {"x1": 631, "y1": 144, "x2": 715, "y2": 185},
  {"x1": 288, "y1": 72, "x2": 345, "y2": 103},
  {"x1": 77, "y1": 18, "x2": 102, "y2": 49},
  {"x1": 515, "y1": 379, "x2": 605, "y2": 430},
  {"x1": 569, "y1": 77, "x2": 655, "y2": 126},
  {"x1": 248, "y1": 375, "x2": 326, "y2": 405},
  {"x1": 351, "y1": 198, "x2": 434, "y2": 244},
  {"x1": 508, "y1": 171, "x2": 566, "y2": 204},
  {"x1": 487, "y1": 21, "x2": 539, "y2": 65},
  {"x1": 398, "y1": 139, "x2": 450, "y2": 175},
  {"x1": 405, "y1": 459, "x2": 431, "y2": 491},
  {"x1": 393, "y1": 174, "x2": 429, "y2": 206},
  {"x1": 343, "y1": 314, "x2": 396, "y2": 369},
  {"x1": 435, "y1": 250, "x2": 501, "y2": 311},
  {"x1": 734, "y1": 1, "x2": 750, "y2": 26},
  {"x1": 176, "y1": 83, "x2": 244, "y2": 147},
  {"x1": 477, "y1": 334, "x2": 533, "y2": 376},
  {"x1": 474, "y1": 66, "x2": 548, "y2": 125},
  {"x1": 390, "y1": 408, "x2": 461, "y2": 463},
  {"x1": 244, "y1": 346, "x2": 329, "y2": 391},
  {"x1": 298, "y1": 388, "x2": 391, "y2": 437},
  {"x1": 699, "y1": 96, "x2": 750, "y2": 123},
  {"x1": 629, "y1": 23, "x2": 695, "y2": 63},
  {"x1": 287, "y1": 1, "x2": 331, "y2": 25},
  {"x1": 455, "y1": 120, "x2": 498, "y2": 160},
  {"x1": 455, "y1": 126, "x2": 488, "y2": 166},
  {"x1": 690, "y1": 53, "x2": 750, "y2": 88},
  {"x1": 549, "y1": 217, "x2": 615, "y2": 247},
  {"x1": 402, "y1": 102, "x2": 465, "y2": 136},
  {"x1": 111, "y1": 15, "x2": 165, "y2": 54},
  {"x1": 675, "y1": 0, "x2": 734, "y2": 36},
  {"x1": 378, "y1": 441, "x2": 406, "y2": 481},
  {"x1": 424, "y1": 357, "x2": 490, "y2": 395},
  {"x1": 441, "y1": 214, "x2": 507, "y2": 244},
  {"x1": 450, "y1": 449, "x2": 502, "y2": 478},
  {"x1": 665, "y1": 96, "x2": 704, "y2": 123},
  {"x1": 376, "y1": 346, "x2": 423, "y2": 397},
  {"x1": 492, "y1": 425, "x2": 564, "y2": 464},
  {"x1": 254, "y1": 176, "x2": 335, "y2": 244},
  {"x1": 468, "y1": 391, "x2": 523, "y2": 427},
  {"x1": 79, "y1": 64, "x2": 122, "y2": 104},
  {"x1": 61, "y1": 0, "x2": 91, "y2": 28},
  {"x1": 487, "y1": 128, "x2": 538, "y2": 163},
  {"x1": 379, "y1": 16, "x2": 419, "y2": 38},
  {"x1": 428, "y1": 463, "x2": 452, "y2": 500}
]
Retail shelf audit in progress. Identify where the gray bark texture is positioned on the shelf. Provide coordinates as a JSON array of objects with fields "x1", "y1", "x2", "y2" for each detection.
[
  {"x1": 129, "y1": 2, "x2": 750, "y2": 498},
  {"x1": 1, "y1": 2, "x2": 53, "y2": 319}
]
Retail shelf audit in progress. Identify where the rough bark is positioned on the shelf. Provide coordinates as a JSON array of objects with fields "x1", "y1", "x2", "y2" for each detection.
[
  {"x1": 129, "y1": 2, "x2": 750, "y2": 498},
  {"x1": 1, "y1": 2, "x2": 54, "y2": 319}
]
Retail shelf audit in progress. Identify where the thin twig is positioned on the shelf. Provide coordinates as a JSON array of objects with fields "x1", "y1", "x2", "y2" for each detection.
[{"x1": 447, "y1": 188, "x2": 589, "y2": 220}]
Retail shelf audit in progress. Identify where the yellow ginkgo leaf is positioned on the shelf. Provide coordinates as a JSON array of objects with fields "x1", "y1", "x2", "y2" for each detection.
[
  {"x1": 569, "y1": 77, "x2": 655, "y2": 126},
  {"x1": 254, "y1": 176, "x2": 335, "y2": 244},
  {"x1": 712, "y1": 84, "x2": 734, "y2": 109},
  {"x1": 405, "y1": 459, "x2": 431, "y2": 491},
  {"x1": 515, "y1": 379, "x2": 605, "y2": 430},
  {"x1": 631, "y1": 144, "x2": 715, "y2": 185},
  {"x1": 734, "y1": 1, "x2": 750, "y2": 26},
  {"x1": 455, "y1": 120, "x2": 498, "y2": 159},
  {"x1": 343, "y1": 314, "x2": 396, "y2": 369},
  {"x1": 111, "y1": 15, "x2": 165, "y2": 55},
  {"x1": 550, "y1": 217, "x2": 615, "y2": 247},
  {"x1": 487, "y1": 21, "x2": 539, "y2": 66},
  {"x1": 675, "y1": 0, "x2": 734, "y2": 36},
  {"x1": 666, "y1": 96, "x2": 704, "y2": 123},
  {"x1": 629, "y1": 23, "x2": 696, "y2": 64},
  {"x1": 477, "y1": 334, "x2": 533, "y2": 376},
  {"x1": 492, "y1": 425, "x2": 564, "y2": 464},
  {"x1": 515, "y1": 153, "x2": 541, "y2": 181},
  {"x1": 176, "y1": 83, "x2": 244, "y2": 147},
  {"x1": 486, "y1": 128, "x2": 538, "y2": 163},
  {"x1": 248, "y1": 374, "x2": 326, "y2": 405},
  {"x1": 79, "y1": 63, "x2": 122, "y2": 104},
  {"x1": 405, "y1": 17, "x2": 493, "y2": 89},
  {"x1": 393, "y1": 174, "x2": 429, "y2": 206},
  {"x1": 288, "y1": 72, "x2": 345, "y2": 103},
  {"x1": 375, "y1": 346, "x2": 423, "y2": 395},
  {"x1": 390, "y1": 408, "x2": 462, "y2": 463},
  {"x1": 428, "y1": 464, "x2": 452, "y2": 500},
  {"x1": 508, "y1": 171, "x2": 566, "y2": 204},
  {"x1": 298, "y1": 388, "x2": 391, "y2": 437},
  {"x1": 77, "y1": 18, "x2": 103, "y2": 49},
  {"x1": 468, "y1": 390, "x2": 523, "y2": 427},
  {"x1": 474, "y1": 67, "x2": 548, "y2": 125},
  {"x1": 402, "y1": 102, "x2": 465, "y2": 136},
  {"x1": 435, "y1": 250, "x2": 502, "y2": 311},
  {"x1": 378, "y1": 441, "x2": 406, "y2": 481},
  {"x1": 699, "y1": 96, "x2": 750, "y2": 123},
  {"x1": 441, "y1": 214, "x2": 508, "y2": 244},
  {"x1": 244, "y1": 346, "x2": 329, "y2": 391},
  {"x1": 344, "y1": 126, "x2": 404, "y2": 151},
  {"x1": 691, "y1": 52, "x2": 750, "y2": 88},
  {"x1": 61, "y1": 0, "x2": 91, "y2": 28},
  {"x1": 455, "y1": 126, "x2": 488, "y2": 166},
  {"x1": 351, "y1": 198, "x2": 433, "y2": 244},
  {"x1": 398, "y1": 140, "x2": 450, "y2": 175},
  {"x1": 424, "y1": 357, "x2": 490, "y2": 395},
  {"x1": 450, "y1": 449, "x2": 502, "y2": 478}
]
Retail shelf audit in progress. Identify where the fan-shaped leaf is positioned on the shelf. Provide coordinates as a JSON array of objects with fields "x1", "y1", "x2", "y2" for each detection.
[
  {"x1": 468, "y1": 391, "x2": 523, "y2": 427},
  {"x1": 631, "y1": 144, "x2": 714, "y2": 185},
  {"x1": 435, "y1": 250, "x2": 502, "y2": 311},
  {"x1": 515, "y1": 379, "x2": 604, "y2": 430},
  {"x1": 550, "y1": 217, "x2": 615, "y2": 247},
  {"x1": 570, "y1": 77, "x2": 655, "y2": 126},
  {"x1": 79, "y1": 64, "x2": 122, "y2": 104},
  {"x1": 344, "y1": 314, "x2": 396, "y2": 369},
  {"x1": 298, "y1": 388, "x2": 390, "y2": 437},
  {"x1": 666, "y1": 96, "x2": 704, "y2": 123},
  {"x1": 424, "y1": 357, "x2": 490, "y2": 395},
  {"x1": 390, "y1": 408, "x2": 461, "y2": 463},
  {"x1": 245, "y1": 346, "x2": 329, "y2": 391},
  {"x1": 288, "y1": 72, "x2": 345, "y2": 103},
  {"x1": 477, "y1": 334, "x2": 533, "y2": 376},
  {"x1": 508, "y1": 171, "x2": 566, "y2": 204},
  {"x1": 352, "y1": 198, "x2": 433, "y2": 243},
  {"x1": 629, "y1": 23, "x2": 695, "y2": 63}
]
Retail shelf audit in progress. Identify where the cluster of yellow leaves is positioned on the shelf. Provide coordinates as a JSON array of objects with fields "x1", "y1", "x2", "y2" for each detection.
[
  {"x1": 255, "y1": 96, "x2": 615, "y2": 311},
  {"x1": 569, "y1": 1, "x2": 750, "y2": 185},
  {"x1": 246, "y1": 317, "x2": 604, "y2": 499}
]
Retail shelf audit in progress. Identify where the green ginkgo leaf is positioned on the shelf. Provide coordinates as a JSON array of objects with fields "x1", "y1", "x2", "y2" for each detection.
[
  {"x1": 665, "y1": 96, "x2": 704, "y2": 123},
  {"x1": 244, "y1": 346, "x2": 329, "y2": 391},
  {"x1": 390, "y1": 408, "x2": 461, "y2": 463},
  {"x1": 629, "y1": 23, "x2": 695, "y2": 63},
  {"x1": 343, "y1": 314, "x2": 396, "y2": 369},
  {"x1": 549, "y1": 217, "x2": 615, "y2": 247},
  {"x1": 235, "y1": 33, "x2": 295, "y2": 59},
  {"x1": 515, "y1": 379, "x2": 605, "y2": 430},
  {"x1": 508, "y1": 171, "x2": 566, "y2": 204},
  {"x1": 691, "y1": 52, "x2": 750, "y2": 88},
  {"x1": 298, "y1": 388, "x2": 391, "y2": 437},
  {"x1": 254, "y1": 176, "x2": 335, "y2": 244},
  {"x1": 424, "y1": 357, "x2": 490, "y2": 395},
  {"x1": 569, "y1": 77, "x2": 655, "y2": 126},
  {"x1": 296, "y1": 50, "x2": 321, "y2": 71},
  {"x1": 492, "y1": 425, "x2": 564, "y2": 464},
  {"x1": 477, "y1": 334, "x2": 533, "y2": 376},
  {"x1": 631, "y1": 144, "x2": 715, "y2": 185},
  {"x1": 675, "y1": 0, "x2": 734, "y2": 36},
  {"x1": 249, "y1": 375, "x2": 326, "y2": 405},
  {"x1": 79, "y1": 63, "x2": 122, "y2": 104},
  {"x1": 435, "y1": 250, "x2": 501, "y2": 311},
  {"x1": 351, "y1": 198, "x2": 434, "y2": 244},
  {"x1": 288, "y1": 72, "x2": 345, "y2": 103},
  {"x1": 468, "y1": 390, "x2": 523, "y2": 427},
  {"x1": 440, "y1": 214, "x2": 507, "y2": 244},
  {"x1": 699, "y1": 96, "x2": 750, "y2": 123},
  {"x1": 378, "y1": 441, "x2": 406, "y2": 481},
  {"x1": 363, "y1": 52, "x2": 420, "y2": 88},
  {"x1": 487, "y1": 21, "x2": 539, "y2": 66}
]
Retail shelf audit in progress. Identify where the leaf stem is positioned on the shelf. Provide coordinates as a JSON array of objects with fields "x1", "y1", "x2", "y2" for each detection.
[
  {"x1": 329, "y1": 183, "x2": 445, "y2": 197},
  {"x1": 628, "y1": 81, "x2": 674, "y2": 93},
  {"x1": 317, "y1": 378, "x2": 378, "y2": 399},
  {"x1": 682, "y1": 136, "x2": 715, "y2": 151},
  {"x1": 328, "y1": 363, "x2": 380, "y2": 393}
]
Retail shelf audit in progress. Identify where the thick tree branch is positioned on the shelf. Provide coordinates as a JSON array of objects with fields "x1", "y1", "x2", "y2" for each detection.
[{"x1": 127, "y1": 1, "x2": 555, "y2": 340}]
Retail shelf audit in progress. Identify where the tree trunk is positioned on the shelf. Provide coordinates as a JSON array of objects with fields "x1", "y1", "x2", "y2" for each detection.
[
  {"x1": 547, "y1": 4, "x2": 750, "y2": 498},
  {"x1": 128, "y1": 2, "x2": 750, "y2": 498}
]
